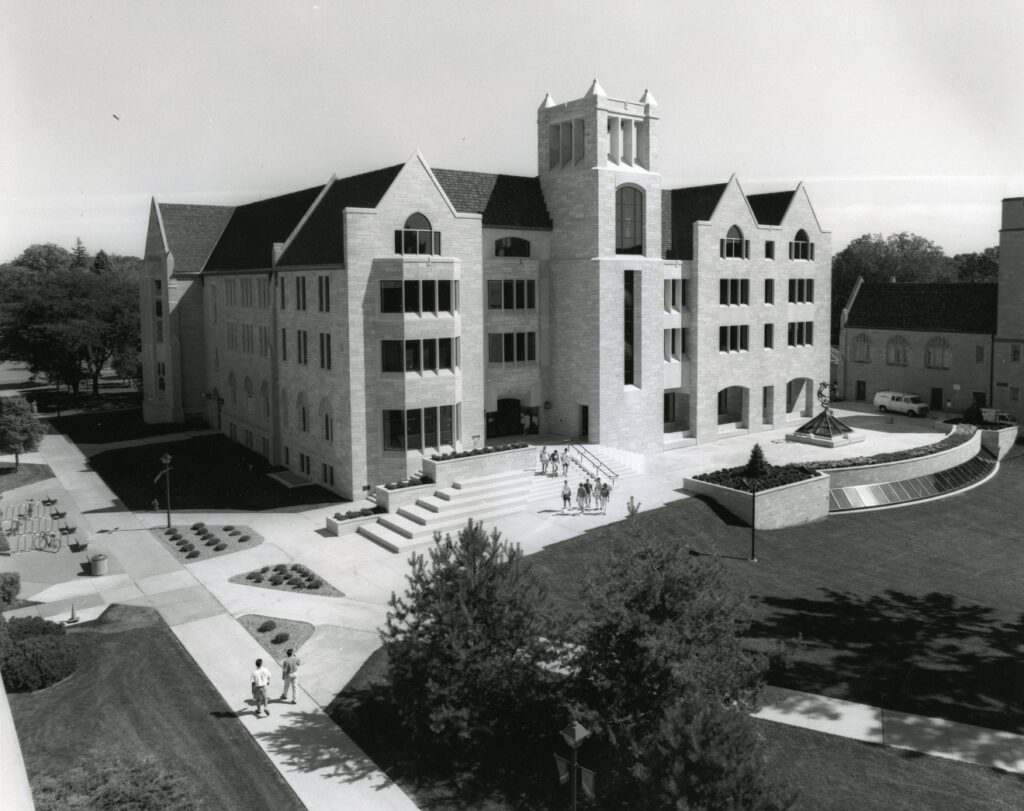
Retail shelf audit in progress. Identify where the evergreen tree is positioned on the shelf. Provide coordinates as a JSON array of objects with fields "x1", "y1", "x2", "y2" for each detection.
[
  {"x1": 0, "y1": 396, "x2": 45, "y2": 470},
  {"x1": 92, "y1": 249, "x2": 111, "y2": 274},
  {"x1": 69, "y1": 238, "x2": 89, "y2": 271},
  {"x1": 382, "y1": 519, "x2": 551, "y2": 752},
  {"x1": 744, "y1": 443, "x2": 769, "y2": 480}
]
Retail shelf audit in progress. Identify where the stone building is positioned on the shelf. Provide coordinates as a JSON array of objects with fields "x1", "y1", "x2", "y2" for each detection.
[
  {"x1": 140, "y1": 81, "x2": 831, "y2": 499},
  {"x1": 838, "y1": 197, "x2": 1024, "y2": 414}
]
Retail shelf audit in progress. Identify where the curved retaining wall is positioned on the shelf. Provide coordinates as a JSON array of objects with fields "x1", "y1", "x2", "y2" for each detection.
[
  {"x1": 980, "y1": 425, "x2": 1019, "y2": 461},
  {"x1": 821, "y1": 430, "x2": 981, "y2": 489},
  {"x1": 683, "y1": 474, "x2": 831, "y2": 530},
  {"x1": 0, "y1": 668, "x2": 36, "y2": 810}
]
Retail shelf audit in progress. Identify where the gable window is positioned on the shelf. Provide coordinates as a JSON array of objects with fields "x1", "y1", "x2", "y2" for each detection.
[
  {"x1": 395, "y1": 213, "x2": 441, "y2": 256},
  {"x1": 885, "y1": 335, "x2": 909, "y2": 366},
  {"x1": 720, "y1": 225, "x2": 749, "y2": 259},
  {"x1": 925, "y1": 337, "x2": 952, "y2": 370},
  {"x1": 852, "y1": 333, "x2": 871, "y2": 363},
  {"x1": 615, "y1": 186, "x2": 644, "y2": 255},
  {"x1": 495, "y1": 237, "x2": 531, "y2": 257},
  {"x1": 789, "y1": 229, "x2": 815, "y2": 261}
]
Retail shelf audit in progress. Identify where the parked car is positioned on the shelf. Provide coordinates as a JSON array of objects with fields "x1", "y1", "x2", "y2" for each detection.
[
  {"x1": 873, "y1": 390, "x2": 929, "y2": 416},
  {"x1": 980, "y1": 408, "x2": 1017, "y2": 426}
]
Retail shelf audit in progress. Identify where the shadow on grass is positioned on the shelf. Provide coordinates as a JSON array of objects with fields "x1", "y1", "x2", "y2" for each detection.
[{"x1": 753, "y1": 589, "x2": 1024, "y2": 734}]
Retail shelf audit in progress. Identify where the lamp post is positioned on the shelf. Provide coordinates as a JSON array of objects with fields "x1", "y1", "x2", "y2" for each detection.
[
  {"x1": 557, "y1": 720, "x2": 593, "y2": 810},
  {"x1": 160, "y1": 453, "x2": 172, "y2": 529},
  {"x1": 749, "y1": 477, "x2": 758, "y2": 562}
]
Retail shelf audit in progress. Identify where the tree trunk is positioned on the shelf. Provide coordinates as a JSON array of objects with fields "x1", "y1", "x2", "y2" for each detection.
[
  {"x1": 92, "y1": 369, "x2": 100, "y2": 397},
  {"x1": 14, "y1": 451, "x2": 19, "y2": 471}
]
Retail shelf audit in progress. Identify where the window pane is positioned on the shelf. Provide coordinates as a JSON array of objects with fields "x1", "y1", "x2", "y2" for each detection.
[
  {"x1": 405, "y1": 213, "x2": 431, "y2": 230},
  {"x1": 405, "y1": 339, "x2": 420, "y2": 371},
  {"x1": 417, "y1": 230, "x2": 431, "y2": 254},
  {"x1": 439, "y1": 338, "x2": 453, "y2": 370},
  {"x1": 439, "y1": 280, "x2": 452, "y2": 312},
  {"x1": 488, "y1": 280, "x2": 502, "y2": 309},
  {"x1": 406, "y1": 409, "x2": 421, "y2": 450},
  {"x1": 394, "y1": 230, "x2": 403, "y2": 254},
  {"x1": 422, "y1": 280, "x2": 436, "y2": 313},
  {"x1": 440, "y1": 405, "x2": 453, "y2": 445},
  {"x1": 527, "y1": 332, "x2": 536, "y2": 361},
  {"x1": 404, "y1": 230, "x2": 418, "y2": 254},
  {"x1": 381, "y1": 281, "x2": 402, "y2": 312},
  {"x1": 404, "y1": 280, "x2": 419, "y2": 313},
  {"x1": 516, "y1": 332, "x2": 526, "y2": 362},
  {"x1": 382, "y1": 340, "x2": 403, "y2": 372},
  {"x1": 424, "y1": 407, "x2": 438, "y2": 448},
  {"x1": 515, "y1": 280, "x2": 525, "y2": 309},
  {"x1": 433, "y1": 232, "x2": 442, "y2": 255},
  {"x1": 503, "y1": 280, "x2": 515, "y2": 309},
  {"x1": 384, "y1": 410, "x2": 405, "y2": 450},
  {"x1": 423, "y1": 338, "x2": 437, "y2": 371},
  {"x1": 527, "y1": 279, "x2": 536, "y2": 309},
  {"x1": 503, "y1": 332, "x2": 514, "y2": 362},
  {"x1": 488, "y1": 334, "x2": 503, "y2": 363}
]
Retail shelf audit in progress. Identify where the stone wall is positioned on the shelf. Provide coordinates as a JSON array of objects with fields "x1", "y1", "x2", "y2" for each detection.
[
  {"x1": 683, "y1": 473, "x2": 830, "y2": 529},
  {"x1": 980, "y1": 425, "x2": 1018, "y2": 460},
  {"x1": 423, "y1": 445, "x2": 536, "y2": 489},
  {"x1": 821, "y1": 428, "x2": 981, "y2": 488}
]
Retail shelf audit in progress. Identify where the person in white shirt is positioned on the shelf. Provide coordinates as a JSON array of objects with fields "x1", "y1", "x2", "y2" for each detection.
[{"x1": 250, "y1": 658, "x2": 272, "y2": 717}]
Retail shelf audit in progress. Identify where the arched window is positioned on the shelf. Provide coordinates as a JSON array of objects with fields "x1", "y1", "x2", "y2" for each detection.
[
  {"x1": 852, "y1": 333, "x2": 871, "y2": 363},
  {"x1": 720, "y1": 225, "x2": 749, "y2": 259},
  {"x1": 925, "y1": 337, "x2": 952, "y2": 369},
  {"x1": 319, "y1": 397, "x2": 333, "y2": 442},
  {"x1": 495, "y1": 237, "x2": 531, "y2": 257},
  {"x1": 615, "y1": 186, "x2": 644, "y2": 255},
  {"x1": 885, "y1": 335, "x2": 910, "y2": 367},
  {"x1": 396, "y1": 213, "x2": 441, "y2": 255},
  {"x1": 790, "y1": 229, "x2": 814, "y2": 261},
  {"x1": 244, "y1": 377, "x2": 254, "y2": 415}
]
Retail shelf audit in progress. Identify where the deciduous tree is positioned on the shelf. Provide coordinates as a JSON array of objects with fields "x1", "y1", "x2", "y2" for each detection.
[{"x1": 0, "y1": 396, "x2": 45, "y2": 470}]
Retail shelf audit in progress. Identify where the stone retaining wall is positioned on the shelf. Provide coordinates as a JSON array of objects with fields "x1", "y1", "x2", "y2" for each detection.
[
  {"x1": 374, "y1": 482, "x2": 437, "y2": 512},
  {"x1": 422, "y1": 445, "x2": 537, "y2": 489},
  {"x1": 980, "y1": 425, "x2": 1018, "y2": 461},
  {"x1": 683, "y1": 473, "x2": 830, "y2": 530},
  {"x1": 822, "y1": 430, "x2": 981, "y2": 489}
]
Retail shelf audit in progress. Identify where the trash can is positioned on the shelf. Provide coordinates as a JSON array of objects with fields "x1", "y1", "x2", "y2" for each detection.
[{"x1": 89, "y1": 554, "x2": 108, "y2": 577}]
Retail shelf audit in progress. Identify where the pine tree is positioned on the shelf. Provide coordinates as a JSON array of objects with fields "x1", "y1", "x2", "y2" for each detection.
[
  {"x1": 382, "y1": 519, "x2": 551, "y2": 751},
  {"x1": 92, "y1": 249, "x2": 111, "y2": 274},
  {"x1": 0, "y1": 396, "x2": 45, "y2": 470},
  {"x1": 744, "y1": 442, "x2": 770, "y2": 480},
  {"x1": 69, "y1": 238, "x2": 89, "y2": 271}
]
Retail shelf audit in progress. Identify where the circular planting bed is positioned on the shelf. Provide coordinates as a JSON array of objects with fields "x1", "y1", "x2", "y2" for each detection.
[
  {"x1": 229, "y1": 563, "x2": 344, "y2": 598},
  {"x1": 151, "y1": 523, "x2": 264, "y2": 562}
]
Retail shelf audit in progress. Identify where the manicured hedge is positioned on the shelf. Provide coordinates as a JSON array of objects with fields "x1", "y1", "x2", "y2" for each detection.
[
  {"x1": 382, "y1": 475, "x2": 433, "y2": 491},
  {"x1": 0, "y1": 572, "x2": 21, "y2": 609},
  {"x1": 333, "y1": 506, "x2": 386, "y2": 521},
  {"x1": 429, "y1": 442, "x2": 528, "y2": 462},
  {"x1": 1, "y1": 618, "x2": 77, "y2": 693}
]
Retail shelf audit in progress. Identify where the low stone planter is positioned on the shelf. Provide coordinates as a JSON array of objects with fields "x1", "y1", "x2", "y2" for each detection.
[
  {"x1": 822, "y1": 429, "x2": 981, "y2": 489},
  {"x1": 325, "y1": 513, "x2": 383, "y2": 537},
  {"x1": 423, "y1": 445, "x2": 537, "y2": 489},
  {"x1": 374, "y1": 482, "x2": 436, "y2": 512},
  {"x1": 980, "y1": 425, "x2": 1018, "y2": 460},
  {"x1": 683, "y1": 473, "x2": 830, "y2": 530}
]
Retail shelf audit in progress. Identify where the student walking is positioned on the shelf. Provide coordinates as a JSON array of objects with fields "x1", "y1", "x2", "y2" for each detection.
[
  {"x1": 583, "y1": 479, "x2": 593, "y2": 512},
  {"x1": 561, "y1": 480, "x2": 572, "y2": 512},
  {"x1": 521, "y1": 412, "x2": 531, "y2": 436},
  {"x1": 540, "y1": 446, "x2": 549, "y2": 475},
  {"x1": 549, "y1": 450, "x2": 559, "y2": 477},
  {"x1": 576, "y1": 481, "x2": 586, "y2": 513},
  {"x1": 250, "y1": 658, "x2": 272, "y2": 717},
  {"x1": 279, "y1": 649, "x2": 301, "y2": 704},
  {"x1": 600, "y1": 481, "x2": 611, "y2": 514},
  {"x1": 561, "y1": 451, "x2": 570, "y2": 477}
]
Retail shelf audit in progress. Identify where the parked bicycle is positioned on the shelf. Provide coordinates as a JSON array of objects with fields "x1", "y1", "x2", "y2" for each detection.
[{"x1": 33, "y1": 531, "x2": 61, "y2": 553}]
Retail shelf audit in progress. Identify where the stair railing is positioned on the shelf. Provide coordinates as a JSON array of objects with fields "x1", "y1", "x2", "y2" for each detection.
[{"x1": 568, "y1": 444, "x2": 618, "y2": 483}]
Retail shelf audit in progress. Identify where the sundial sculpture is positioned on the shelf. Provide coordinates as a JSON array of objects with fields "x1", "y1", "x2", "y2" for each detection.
[{"x1": 786, "y1": 381, "x2": 863, "y2": 447}]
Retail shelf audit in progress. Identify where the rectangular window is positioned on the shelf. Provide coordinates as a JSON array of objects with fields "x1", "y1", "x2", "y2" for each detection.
[
  {"x1": 548, "y1": 123, "x2": 560, "y2": 170},
  {"x1": 503, "y1": 332, "x2": 515, "y2": 363},
  {"x1": 787, "y1": 321, "x2": 814, "y2": 347},
  {"x1": 295, "y1": 277, "x2": 306, "y2": 311},
  {"x1": 422, "y1": 280, "x2": 436, "y2": 314},
  {"x1": 488, "y1": 334, "x2": 503, "y2": 363},
  {"x1": 280, "y1": 278, "x2": 286, "y2": 309},
  {"x1": 664, "y1": 328, "x2": 683, "y2": 361},
  {"x1": 406, "y1": 408, "x2": 422, "y2": 451},
  {"x1": 383, "y1": 410, "x2": 405, "y2": 450},
  {"x1": 503, "y1": 280, "x2": 515, "y2": 310},
  {"x1": 381, "y1": 280, "x2": 402, "y2": 313},
  {"x1": 319, "y1": 333, "x2": 331, "y2": 369},
  {"x1": 317, "y1": 276, "x2": 330, "y2": 312},
  {"x1": 298, "y1": 330, "x2": 308, "y2": 364},
  {"x1": 679, "y1": 279, "x2": 687, "y2": 307},
  {"x1": 664, "y1": 392, "x2": 676, "y2": 422},
  {"x1": 719, "y1": 325, "x2": 749, "y2": 352},
  {"x1": 423, "y1": 407, "x2": 438, "y2": 448},
  {"x1": 515, "y1": 331, "x2": 526, "y2": 362},
  {"x1": 439, "y1": 280, "x2": 453, "y2": 313},
  {"x1": 515, "y1": 279, "x2": 525, "y2": 309},
  {"x1": 624, "y1": 270, "x2": 636, "y2": 385},
  {"x1": 764, "y1": 323, "x2": 774, "y2": 349},
  {"x1": 439, "y1": 338, "x2": 453, "y2": 371},
  {"x1": 404, "y1": 280, "x2": 420, "y2": 314},
  {"x1": 281, "y1": 328, "x2": 287, "y2": 361},
  {"x1": 1013, "y1": 344, "x2": 1021, "y2": 362},
  {"x1": 382, "y1": 340, "x2": 403, "y2": 372},
  {"x1": 527, "y1": 279, "x2": 536, "y2": 309},
  {"x1": 976, "y1": 345, "x2": 985, "y2": 363},
  {"x1": 1011, "y1": 387, "x2": 1020, "y2": 403},
  {"x1": 423, "y1": 339, "x2": 437, "y2": 371},
  {"x1": 720, "y1": 279, "x2": 749, "y2": 305},
  {"x1": 527, "y1": 332, "x2": 536, "y2": 362},
  {"x1": 765, "y1": 241, "x2": 775, "y2": 260},
  {"x1": 487, "y1": 280, "x2": 502, "y2": 309},
  {"x1": 440, "y1": 405, "x2": 453, "y2": 445},
  {"x1": 764, "y1": 279, "x2": 774, "y2": 304},
  {"x1": 405, "y1": 339, "x2": 421, "y2": 372}
]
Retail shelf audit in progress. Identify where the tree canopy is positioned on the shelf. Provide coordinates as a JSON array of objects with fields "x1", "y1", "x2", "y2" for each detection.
[{"x1": 0, "y1": 396, "x2": 45, "y2": 470}]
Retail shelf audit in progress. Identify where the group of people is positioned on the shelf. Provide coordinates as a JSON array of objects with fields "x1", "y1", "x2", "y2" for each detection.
[
  {"x1": 561, "y1": 476, "x2": 611, "y2": 514},
  {"x1": 249, "y1": 649, "x2": 301, "y2": 717},
  {"x1": 538, "y1": 446, "x2": 570, "y2": 478}
]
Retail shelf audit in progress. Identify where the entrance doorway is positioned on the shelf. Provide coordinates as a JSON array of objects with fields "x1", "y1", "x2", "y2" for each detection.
[
  {"x1": 856, "y1": 380, "x2": 866, "y2": 401},
  {"x1": 930, "y1": 388, "x2": 943, "y2": 411},
  {"x1": 579, "y1": 405, "x2": 589, "y2": 440},
  {"x1": 486, "y1": 397, "x2": 522, "y2": 439}
]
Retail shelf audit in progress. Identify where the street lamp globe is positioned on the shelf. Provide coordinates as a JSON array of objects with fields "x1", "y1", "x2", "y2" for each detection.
[{"x1": 161, "y1": 453, "x2": 172, "y2": 466}]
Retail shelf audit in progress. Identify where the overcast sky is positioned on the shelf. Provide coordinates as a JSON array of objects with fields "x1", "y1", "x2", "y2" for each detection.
[{"x1": 2, "y1": 0, "x2": 1022, "y2": 262}]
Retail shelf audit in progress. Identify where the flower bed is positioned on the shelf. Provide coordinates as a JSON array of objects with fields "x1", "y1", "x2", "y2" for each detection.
[
  {"x1": 229, "y1": 563, "x2": 344, "y2": 598},
  {"x1": 693, "y1": 463, "x2": 818, "y2": 493},
  {"x1": 429, "y1": 442, "x2": 528, "y2": 462},
  {"x1": 325, "y1": 508, "x2": 387, "y2": 537},
  {"x1": 238, "y1": 614, "x2": 315, "y2": 663},
  {"x1": 423, "y1": 443, "x2": 537, "y2": 489},
  {"x1": 152, "y1": 523, "x2": 263, "y2": 562},
  {"x1": 683, "y1": 472, "x2": 830, "y2": 529},
  {"x1": 382, "y1": 476, "x2": 433, "y2": 490},
  {"x1": 806, "y1": 424, "x2": 974, "y2": 470}
]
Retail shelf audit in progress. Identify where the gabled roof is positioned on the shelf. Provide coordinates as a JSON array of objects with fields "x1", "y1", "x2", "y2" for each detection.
[
  {"x1": 277, "y1": 164, "x2": 404, "y2": 267},
  {"x1": 205, "y1": 185, "x2": 325, "y2": 272},
  {"x1": 847, "y1": 283, "x2": 998, "y2": 334},
  {"x1": 157, "y1": 203, "x2": 234, "y2": 274},
  {"x1": 662, "y1": 183, "x2": 727, "y2": 260},
  {"x1": 433, "y1": 169, "x2": 552, "y2": 229},
  {"x1": 747, "y1": 190, "x2": 795, "y2": 226}
]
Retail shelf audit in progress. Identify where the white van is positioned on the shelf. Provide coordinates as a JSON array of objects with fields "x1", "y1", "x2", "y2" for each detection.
[{"x1": 873, "y1": 391, "x2": 929, "y2": 416}]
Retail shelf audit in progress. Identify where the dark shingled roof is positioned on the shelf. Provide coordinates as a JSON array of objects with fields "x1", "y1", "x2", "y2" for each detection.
[
  {"x1": 157, "y1": 204, "x2": 234, "y2": 274},
  {"x1": 433, "y1": 169, "x2": 552, "y2": 229},
  {"x1": 662, "y1": 183, "x2": 727, "y2": 260},
  {"x1": 205, "y1": 185, "x2": 325, "y2": 272},
  {"x1": 277, "y1": 165, "x2": 403, "y2": 267},
  {"x1": 747, "y1": 190, "x2": 795, "y2": 226},
  {"x1": 847, "y1": 283, "x2": 998, "y2": 334}
]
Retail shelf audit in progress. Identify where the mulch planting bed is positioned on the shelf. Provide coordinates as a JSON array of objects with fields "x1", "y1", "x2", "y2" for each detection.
[
  {"x1": 230, "y1": 562, "x2": 344, "y2": 598},
  {"x1": 239, "y1": 614, "x2": 316, "y2": 663},
  {"x1": 152, "y1": 523, "x2": 264, "y2": 562}
]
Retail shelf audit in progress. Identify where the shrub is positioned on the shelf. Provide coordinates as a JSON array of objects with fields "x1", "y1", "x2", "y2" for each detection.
[
  {"x1": 360, "y1": 508, "x2": 374, "y2": 517},
  {"x1": 191, "y1": 522, "x2": 205, "y2": 530},
  {"x1": 181, "y1": 543, "x2": 195, "y2": 552},
  {"x1": 745, "y1": 443, "x2": 770, "y2": 479},
  {"x1": 260, "y1": 566, "x2": 270, "y2": 573},
  {"x1": 2, "y1": 633, "x2": 77, "y2": 692},
  {"x1": 271, "y1": 632, "x2": 290, "y2": 645},
  {"x1": 205, "y1": 538, "x2": 218, "y2": 546},
  {"x1": 269, "y1": 576, "x2": 284, "y2": 586},
  {"x1": 257, "y1": 620, "x2": 277, "y2": 633},
  {"x1": 174, "y1": 538, "x2": 189, "y2": 546},
  {"x1": 333, "y1": 513, "x2": 344, "y2": 520},
  {"x1": 287, "y1": 576, "x2": 304, "y2": 587},
  {"x1": 32, "y1": 758, "x2": 200, "y2": 811},
  {"x1": 246, "y1": 572, "x2": 258, "y2": 581},
  {"x1": 238, "y1": 535, "x2": 251, "y2": 543},
  {"x1": 7, "y1": 616, "x2": 65, "y2": 643},
  {"x1": 273, "y1": 564, "x2": 288, "y2": 573},
  {"x1": 0, "y1": 572, "x2": 22, "y2": 610},
  {"x1": 307, "y1": 579, "x2": 321, "y2": 590},
  {"x1": 223, "y1": 525, "x2": 235, "y2": 531},
  {"x1": 252, "y1": 574, "x2": 264, "y2": 584},
  {"x1": 169, "y1": 533, "x2": 182, "y2": 541},
  {"x1": 229, "y1": 530, "x2": 240, "y2": 536},
  {"x1": 214, "y1": 543, "x2": 227, "y2": 551},
  {"x1": 164, "y1": 528, "x2": 176, "y2": 536},
  {"x1": 186, "y1": 550, "x2": 199, "y2": 559}
]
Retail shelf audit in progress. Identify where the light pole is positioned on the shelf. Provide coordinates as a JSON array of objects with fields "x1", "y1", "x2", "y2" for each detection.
[
  {"x1": 749, "y1": 477, "x2": 758, "y2": 562},
  {"x1": 557, "y1": 720, "x2": 593, "y2": 810},
  {"x1": 160, "y1": 453, "x2": 172, "y2": 529}
]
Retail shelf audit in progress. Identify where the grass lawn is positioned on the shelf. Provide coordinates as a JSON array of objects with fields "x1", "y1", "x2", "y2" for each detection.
[
  {"x1": 9, "y1": 604, "x2": 304, "y2": 811},
  {"x1": 528, "y1": 445, "x2": 1024, "y2": 734},
  {"x1": 332, "y1": 648, "x2": 1024, "y2": 810},
  {"x1": 50, "y1": 407, "x2": 186, "y2": 445},
  {"x1": 89, "y1": 435, "x2": 340, "y2": 511},
  {"x1": 0, "y1": 463, "x2": 55, "y2": 496}
]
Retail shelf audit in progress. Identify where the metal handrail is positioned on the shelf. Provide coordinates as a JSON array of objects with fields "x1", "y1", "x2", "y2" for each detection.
[{"x1": 568, "y1": 444, "x2": 618, "y2": 483}]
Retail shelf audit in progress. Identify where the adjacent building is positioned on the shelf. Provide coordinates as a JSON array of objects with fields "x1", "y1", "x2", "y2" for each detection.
[{"x1": 140, "y1": 81, "x2": 831, "y2": 499}]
